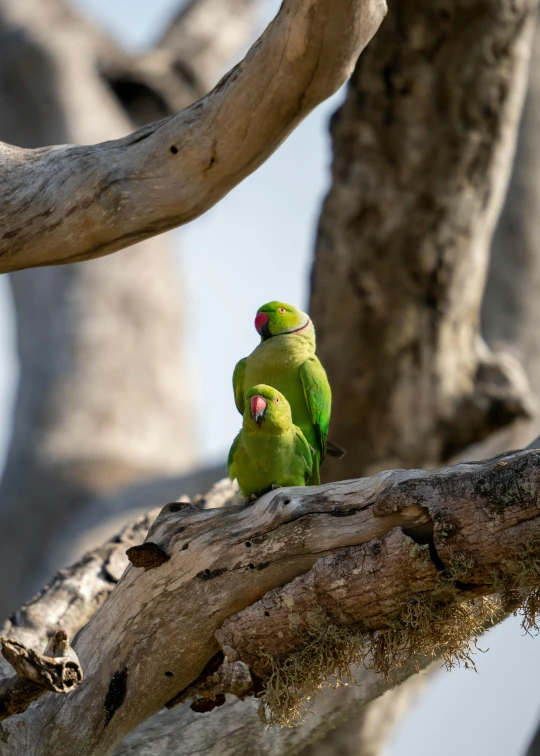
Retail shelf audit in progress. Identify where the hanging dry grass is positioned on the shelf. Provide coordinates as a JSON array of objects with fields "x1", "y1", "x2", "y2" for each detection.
[
  {"x1": 258, "y1": 534, "x2": 540, "y2": 728},
  {"x1": 258, "y1": 591, "x2": 498, "y2": 727}
]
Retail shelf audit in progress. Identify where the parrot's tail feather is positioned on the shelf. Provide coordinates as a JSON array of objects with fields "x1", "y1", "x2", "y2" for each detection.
[
  {"x1": 309, "y1": 455, "x2": 321, "y2": 486},
  {"x1": 326, "y1": 440, "x2": 346, "y2": 459}
]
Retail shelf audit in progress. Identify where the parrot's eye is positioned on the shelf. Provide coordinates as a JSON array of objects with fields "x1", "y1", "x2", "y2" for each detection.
[
  {"x1": 278, "y1": 307, "x2": 286, "y2": 314},
  {"x1": 274, "y1": 397, "x2": 280, "y2": 404}
]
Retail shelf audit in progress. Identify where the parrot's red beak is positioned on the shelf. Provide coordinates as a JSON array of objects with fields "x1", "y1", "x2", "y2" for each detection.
[
  {"x1": 255, "y1": 312, "x2": 270, "y2": 335},
  {"x1": 250, "y1": 395, "x2": 267, "y2": 425}
]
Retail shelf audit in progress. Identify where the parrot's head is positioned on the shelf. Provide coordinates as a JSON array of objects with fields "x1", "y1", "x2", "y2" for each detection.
[
  {"x1": 254, "y1": 301, "x2": 313, "y2": 342},
  {"x1": 244, "y1": 384, "x2": 292, "y2": 433}
]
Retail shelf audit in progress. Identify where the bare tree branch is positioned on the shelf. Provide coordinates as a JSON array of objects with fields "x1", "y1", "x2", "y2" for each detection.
[
  {"x1": 112, "y1": 673, "x2": 428, "y2": 756},
  {"x1": 0, "y1": 515, "x2": 156, "y2": 677},
  {"x1": 111, "y1": 668, "x2": 428, "y2": 756},
  {"x1": 1, "y1": 447, "x2": 539, "y2": 753},
  {"x1": 0, "y1": 0, "x2": 386, "y2": 273},
  {"x1": 0, "y1": 484, "x2": 426, "y2": 755}
]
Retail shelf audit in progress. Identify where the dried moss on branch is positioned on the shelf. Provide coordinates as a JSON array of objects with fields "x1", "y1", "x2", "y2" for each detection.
[{"x1": 218, "y1": 519, "x2": 540, "y2": 726}]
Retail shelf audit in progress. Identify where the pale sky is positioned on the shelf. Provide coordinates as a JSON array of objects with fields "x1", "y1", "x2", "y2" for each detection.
[{"x1": 0, "y1": 1, "x2": 539, "y2": 753}]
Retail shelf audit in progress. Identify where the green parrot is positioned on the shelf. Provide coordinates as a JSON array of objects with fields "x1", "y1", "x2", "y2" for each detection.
[
  {"x1": 228, "y1": 384, "x2": 313, "y2": 498},
  {"x1": 233, "y1": 301, "x2": 341, "y2": 485}
]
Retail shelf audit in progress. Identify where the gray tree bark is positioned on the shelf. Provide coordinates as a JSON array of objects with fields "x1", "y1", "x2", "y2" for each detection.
[
  {"x1": 0, "y1": 489, "x2": 427, "y2": 756},
  {"x1": 311, "y1": 0, "x2": 538, "y2": 483},
  {"x1": 0, "y1": 0, "x2": 199, "y2": 622},
  {"x1": 0, "y1": 0, "x2": 386, "y2": 272},
  {"x1": 307, "y1": 4, "x2": 540, "y2": 750}
]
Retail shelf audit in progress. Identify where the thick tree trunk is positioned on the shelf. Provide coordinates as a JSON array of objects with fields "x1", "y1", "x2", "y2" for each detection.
[{"x1": 311, "y1": 0, "x2": 538, "y2": 482}]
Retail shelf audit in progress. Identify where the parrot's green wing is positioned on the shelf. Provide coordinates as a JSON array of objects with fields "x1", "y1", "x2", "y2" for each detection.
[
  {"x1": 227, "y1": 431, "x2": 242, "y2": 479},
  {"x1": 299, "y1": 356, "x2": 331, "y2": 461},
  {"x1": 294, "y1": 427, "x2": 314, "y2": 484},
  {"x1": 232, "y1": 358, "x2": 248, "y2": 415}
]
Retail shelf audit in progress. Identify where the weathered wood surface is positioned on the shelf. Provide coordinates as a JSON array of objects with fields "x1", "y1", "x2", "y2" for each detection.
[
  {"x1": 0, "y1": 0, "x2": 387, "y2": 273},
  {"x1": 1, "y1": 448, "x2": 539, "y2": 754}
]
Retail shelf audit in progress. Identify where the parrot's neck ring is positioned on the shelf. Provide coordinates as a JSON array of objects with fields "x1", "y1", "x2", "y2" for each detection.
[
  {"x1": 289, "y1": 319, "x2": 311, "y2": 335},
  {"x1": 262, "y1": 318, "x2": 311, "y2": 341}
]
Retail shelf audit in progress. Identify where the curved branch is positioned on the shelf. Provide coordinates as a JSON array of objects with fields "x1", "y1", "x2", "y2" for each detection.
[
  {"x1": 0, "y1": 0, "x2": 386, "y2": 273},
  {"x1": 1, "y1": 448, "x2": 539, "y2": 753}
]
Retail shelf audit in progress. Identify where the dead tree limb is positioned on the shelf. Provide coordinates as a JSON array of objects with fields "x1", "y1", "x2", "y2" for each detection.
[
  {"x1": 0, "y1": 0, "x2": 386, "y2": 273},
  {"x1": 0, "y1": 486, "x2": 426, "y2": 755},
  {"x1": 1, "y1": 448, "x2": 540, "y2": 753}
]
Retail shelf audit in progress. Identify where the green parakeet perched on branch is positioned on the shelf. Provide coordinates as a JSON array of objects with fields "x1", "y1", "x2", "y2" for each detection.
[
  {"x1": 233, "y1": 301, "x2": 342, "y2": 485},
  {"x1": 228, "y1": 384, "x2": 313, "y2": 498}
]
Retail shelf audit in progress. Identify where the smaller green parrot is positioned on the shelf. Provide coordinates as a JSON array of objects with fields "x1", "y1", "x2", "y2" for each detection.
[{"x1": 228, "y1": 384, "x2": 313, "y2": 498}]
